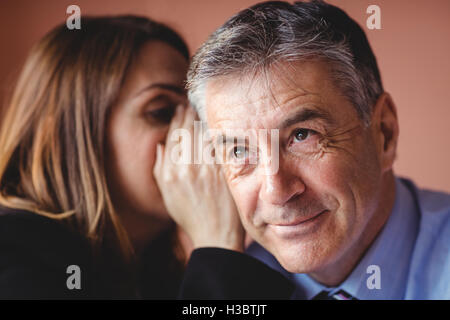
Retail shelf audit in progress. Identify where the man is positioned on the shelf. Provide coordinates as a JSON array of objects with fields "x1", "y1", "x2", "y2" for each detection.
[{"x1": 185, "y1": 1, "x2": 450, "y2": 299}]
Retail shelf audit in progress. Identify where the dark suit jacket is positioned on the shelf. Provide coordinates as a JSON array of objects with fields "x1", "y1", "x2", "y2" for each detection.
[{"x1": 0, "y1": 207, "x2": 293, "y2": 299}]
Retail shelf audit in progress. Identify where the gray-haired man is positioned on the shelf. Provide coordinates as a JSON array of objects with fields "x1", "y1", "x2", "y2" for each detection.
[{"x1": 186, "y1": 1, "x2": 450, "y2": 299}]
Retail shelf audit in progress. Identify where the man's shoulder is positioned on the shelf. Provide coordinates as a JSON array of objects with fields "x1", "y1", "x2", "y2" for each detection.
[
  {"x1": 400, "y1": 177, "x2": 450, "y2": 225},
  {"x1": 412, "y1": 181, "x2": 450, "y2": 241},
  {"x1": 399, "y1": 178, "x2": 450, "y2": 299},
  {"x1": 416, "y1": 185, "x2": 450, "y2": 217},
  {"x1": 400, "y1": 177, "x2": 450, "y2": 247}
]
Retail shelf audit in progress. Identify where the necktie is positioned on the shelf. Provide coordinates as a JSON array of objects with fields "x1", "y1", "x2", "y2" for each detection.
[{"x1": 312, "y1": 289, "x2": 358, "y2": 300}]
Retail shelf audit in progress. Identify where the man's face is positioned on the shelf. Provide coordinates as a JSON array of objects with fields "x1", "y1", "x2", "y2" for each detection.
[{"x1": 204, "y1": 60, "x2": 384, "y2": 273}]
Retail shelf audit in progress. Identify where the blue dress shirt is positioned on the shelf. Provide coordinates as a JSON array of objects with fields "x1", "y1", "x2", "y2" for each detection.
[{"x1": 246, "y1": 176, "x2": 450, "y2": 299}]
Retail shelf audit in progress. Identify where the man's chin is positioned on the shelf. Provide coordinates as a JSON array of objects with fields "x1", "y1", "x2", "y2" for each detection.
[
  {"x1": 262, "y1": 212, "x2": 345, "y2": 273},
  {"x1": 269, "y1": 238, "x2": 340, "y2": 274},
  {"x1": 276, "y1": 253, "x2": 327, "y2": 274}
]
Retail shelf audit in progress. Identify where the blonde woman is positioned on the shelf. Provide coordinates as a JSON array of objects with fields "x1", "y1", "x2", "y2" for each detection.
[{"x1": 0, "y1": 15, "x2": 292, "y2": 299}]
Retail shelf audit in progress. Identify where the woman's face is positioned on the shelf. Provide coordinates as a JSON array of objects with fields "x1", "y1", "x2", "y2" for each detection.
[{"x1": 106, "y1": 40, "x2": 188, "y2": 220}]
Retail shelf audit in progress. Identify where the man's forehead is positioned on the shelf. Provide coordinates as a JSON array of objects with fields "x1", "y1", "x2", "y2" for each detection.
[{"x1": 204, "y1": 60, "x2": 332, "y2": 127}]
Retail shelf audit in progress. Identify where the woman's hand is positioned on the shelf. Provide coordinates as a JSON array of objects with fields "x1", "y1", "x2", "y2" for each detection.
[{"x1": 153, "y1": 105, "x2": 245, "y2": 252}]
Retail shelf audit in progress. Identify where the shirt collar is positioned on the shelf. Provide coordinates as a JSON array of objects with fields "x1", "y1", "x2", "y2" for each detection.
[{"x1": 292, "y1": 176, "x2": 420, "y2": 299}]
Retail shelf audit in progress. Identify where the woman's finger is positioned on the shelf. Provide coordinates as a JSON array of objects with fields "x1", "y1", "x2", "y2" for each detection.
[
  {"x1": 181, "y1": 105, "x2": 196, "y2": 129},
  {"x1": 153, "y1": 143, "x2": 163, "y2": 177},
  {"x1": 153, "y1": 143, "x2": 168, "y2": 184},
  {"x1": 165, "y1": 104, "x2": 186, "y2": 150}
]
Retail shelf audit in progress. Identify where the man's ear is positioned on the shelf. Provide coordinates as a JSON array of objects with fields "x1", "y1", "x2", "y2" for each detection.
[{"x1": 370, "y1": 92, "x2": 399, "y2": 173}]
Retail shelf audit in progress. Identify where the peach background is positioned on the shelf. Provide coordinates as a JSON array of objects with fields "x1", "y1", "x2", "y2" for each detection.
[{"x1": 0, "y1": 0, "x2": 449, "y2": 192}]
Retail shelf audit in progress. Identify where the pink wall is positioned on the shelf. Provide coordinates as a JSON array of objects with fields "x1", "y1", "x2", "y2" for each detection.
[{"x1": 1, "y1": 0, "x2": 449, "y2": 192}]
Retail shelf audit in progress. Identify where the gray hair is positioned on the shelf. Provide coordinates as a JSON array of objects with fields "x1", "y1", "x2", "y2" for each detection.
[{"x1": 187, "y1": 0, "x2": 383, "y2": 126}]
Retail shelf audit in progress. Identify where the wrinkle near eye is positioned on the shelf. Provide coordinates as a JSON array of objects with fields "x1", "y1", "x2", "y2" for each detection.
[
  {"x1": 225, "y1": 161, "x2": 257, "y2": 178},
  {"x1": 318, "y1": 121, "x2": 365, "y2": 161},
  {"x1": 286, "y1": 130, "x2": 324, "y2": 159},
  {"x1": 283, "y1": 120, "x2": 364, "y2": 163}
]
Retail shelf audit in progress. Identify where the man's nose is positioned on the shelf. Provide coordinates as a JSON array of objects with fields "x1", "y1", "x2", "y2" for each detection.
[{"x1": 258, "y1": 162, "x2": 305, "y2": 206}]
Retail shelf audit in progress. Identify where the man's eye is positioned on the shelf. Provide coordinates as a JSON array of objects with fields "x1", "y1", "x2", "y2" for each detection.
[
  {"x1": 231, "y1": 146, "x2": 248, "y2": 159},
  {"x1": 292, "y1": 128, "x2": 313, "y2": 142}
]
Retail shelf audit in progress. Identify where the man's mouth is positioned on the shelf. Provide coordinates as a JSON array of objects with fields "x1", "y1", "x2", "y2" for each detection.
[
  {"x1": 268, "y1": 210, "x2": 329, "y2": 238},
  {"x1": 274, "y1": 210, "x2": 327, "y2": 226}
]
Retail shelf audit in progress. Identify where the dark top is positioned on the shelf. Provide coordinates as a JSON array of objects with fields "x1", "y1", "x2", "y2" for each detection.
[{"x1": 0, "y1": 207, "x2": 294, "y2": 299}]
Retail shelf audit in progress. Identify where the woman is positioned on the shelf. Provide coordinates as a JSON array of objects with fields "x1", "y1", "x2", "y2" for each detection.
[
  {"x1": 0, "y1": 15, "x2": 188, "y2": 298},
  {"x1": 0, "y1": 15, "x2": 293, "y2": 299}
]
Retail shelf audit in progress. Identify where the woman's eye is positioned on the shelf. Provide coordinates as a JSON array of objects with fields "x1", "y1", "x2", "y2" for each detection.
[
  {"x1": 292, "y1": 128, "x2": 313, "y2": 142},
  {"x1": 145, "y1": 105, "x2": 176, "y2": 124}
]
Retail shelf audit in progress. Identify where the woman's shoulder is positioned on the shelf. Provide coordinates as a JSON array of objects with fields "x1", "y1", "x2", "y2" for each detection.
[
  {"x1": 0, "y1": 206, "x2": 93, "y2": 298},
  {"x1": 0, "y1": 206, "x2": 92, "y2": 264}
]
